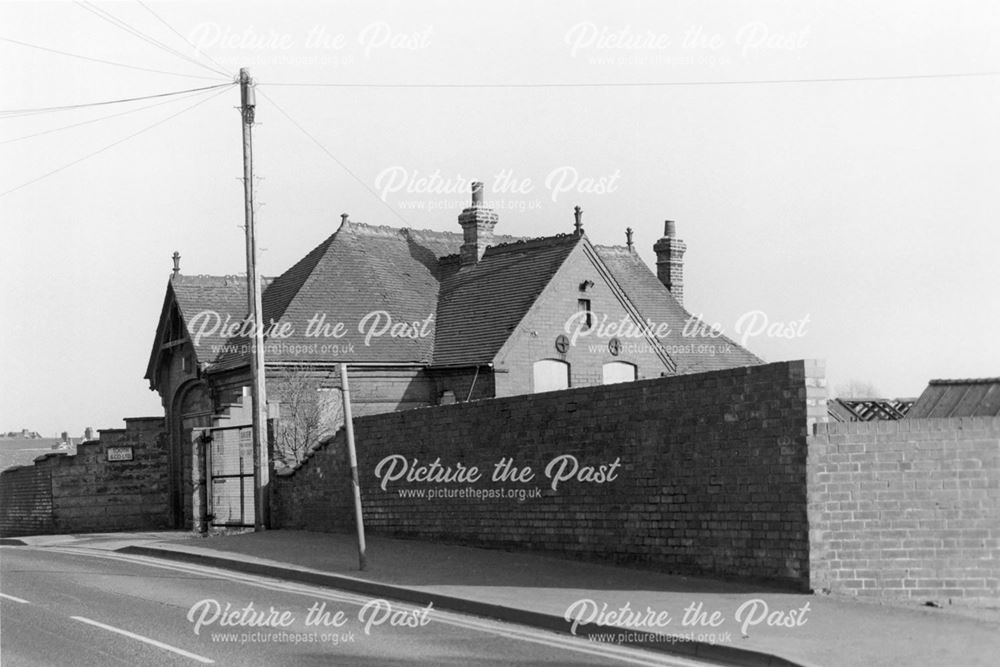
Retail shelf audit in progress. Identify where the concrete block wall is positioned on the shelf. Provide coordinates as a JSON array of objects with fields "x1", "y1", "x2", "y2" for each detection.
[
  {"x1": 0, "y1": 417, "x2": 170, "y2": 536},
  {"x1": 273, "y1": 360, "x2": 821, "y2": 587},
  {"x1": 808, "y1": 417, "x2": 1000, "y2": 605}
]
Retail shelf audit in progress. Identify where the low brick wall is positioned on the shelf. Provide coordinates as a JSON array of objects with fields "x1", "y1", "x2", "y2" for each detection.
[
  {"x1": 0, "y1": 417, "x2": 170, "y2": 537},
  {"x1": 273, "y1": 360, "x2": 824, "y2": 587},
  {"x1": 808, "y1": 417, "x2": 1000, "y2": 605}
]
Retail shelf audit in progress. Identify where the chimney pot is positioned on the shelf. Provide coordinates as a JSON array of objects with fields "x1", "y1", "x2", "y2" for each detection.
[
  {"x1": 573, "y1": 206, "x2": 584, "y2": 236},
  {"x1": 172, "y1": 251, "x2": 181, "y2": 277},
  {"x1": 458, "y1": 180, "x2": 498, "y2": 265},
  {"x1": 626, "y1": 227, "x2": 634, "y2": 251},
  {"x1": 341, "y1": 213, "x2": 349, "y2": 225},
  {"x1": 653, "y1": 221, "x2": 685, "y2": 304}
]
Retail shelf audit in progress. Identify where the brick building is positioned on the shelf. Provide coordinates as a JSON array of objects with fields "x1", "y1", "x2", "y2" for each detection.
[{"x1": 145, "y1": 183, "x2": 759, "y2": 527}]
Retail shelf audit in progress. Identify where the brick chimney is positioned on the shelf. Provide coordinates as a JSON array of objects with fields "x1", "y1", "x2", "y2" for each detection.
[
  {"x1": 458, "y1": 181, "x2": 498, "y2": 265},
  {"x1": 653, "y1": 220, "x2": 685, "y2": 304}
]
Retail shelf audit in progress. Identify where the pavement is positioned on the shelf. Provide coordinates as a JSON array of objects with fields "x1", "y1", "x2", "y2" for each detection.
[{"x1": 5, "y1": 530, "x2": 999, "y2": 666}]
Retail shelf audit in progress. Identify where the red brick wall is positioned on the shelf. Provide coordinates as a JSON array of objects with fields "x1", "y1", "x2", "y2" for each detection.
[
  {"x1": 0, "y1": 417, "x2": 170, "y2": 536},
  {"x1": 494, "y1": 244, "x2": 673, "y2": 396},
  {"x1": 273, "y1": 360, "x2": 822, "y2": 587},
  {"x1": 808, "y1": 417, "x2": 1000, "y2": 605}
]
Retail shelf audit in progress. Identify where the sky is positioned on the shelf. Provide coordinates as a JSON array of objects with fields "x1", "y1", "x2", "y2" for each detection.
[{"x1": 1, "y1": 0, "x2": 998, "y2": 436}]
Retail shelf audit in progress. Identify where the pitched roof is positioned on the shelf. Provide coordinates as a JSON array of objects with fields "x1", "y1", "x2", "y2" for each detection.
[
  {"x1": 907, "y1": 378, "x2": 1000, "y2": 418},
  {"x1": 150, "y1": 220, "x2": 760, "y2": 378},
  {"x1": 432, "y1": 234, "x2": 583, "y2": 365},
  {"x1": 144, "y1": 275, "x2": 253, "y2": 386},
  {"x1": 595, "y1": 246, "x2": 762, "y2": 373}
]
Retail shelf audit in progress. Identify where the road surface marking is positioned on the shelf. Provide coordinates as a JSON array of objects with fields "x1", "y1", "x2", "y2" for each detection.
[
  {"x1": 47, "y1": 547, "x2": 693, "y2": 666},
  {"x1": 0, "y1": 592, "x2": 30, "y2": 603},
  {"x1": 70, "y1": 616, "x2": 214, "y2": 664}
]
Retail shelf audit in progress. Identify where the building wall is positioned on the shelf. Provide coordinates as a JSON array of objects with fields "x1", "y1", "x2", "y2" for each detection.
[
  {"x1": 273, "y1": 360, "x2": 822, "y2": 587},
  {"x1": 808, "y1": 417, "x2": 1000, "y2": 605},
  {"x1": 0, "y1": 417, "x2": 170, "y2": 536},
  {"x1": 494, "y1": 244, "x2": 672, "y2": 397}
]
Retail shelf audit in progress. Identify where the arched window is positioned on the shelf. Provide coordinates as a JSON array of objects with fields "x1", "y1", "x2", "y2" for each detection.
[
  {"x1": 533, "y1": 359, "x2": 570, "y2": 393},
  {"x1": 602, "y1": 361, "x2": 637, "y2": 385}
]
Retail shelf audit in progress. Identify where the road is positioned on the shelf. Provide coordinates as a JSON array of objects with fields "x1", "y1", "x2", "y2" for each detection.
[{"x1": 0, "y1": 545, "x2": 706, "y2": 666}]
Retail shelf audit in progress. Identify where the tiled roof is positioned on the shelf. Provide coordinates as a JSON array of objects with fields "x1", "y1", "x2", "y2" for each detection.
[
  {"x1": 595, "y1": 246, "x2": 762, "y2": 373},
  {"x1": 145, "y1": 275, "x2": 254, "y2": 385},
  {"x1": 209, "y1": 222, "x2": 523, "y2": 369},
  {"x1": 151, "y1": 221, "x2": 760, "y2": 378},
  {"x1": 433, "y1": 234, "x2": 582, "y2": 365},
  {"x1": 907, "y1": 378, "x2": 1000, "y2": 418}
]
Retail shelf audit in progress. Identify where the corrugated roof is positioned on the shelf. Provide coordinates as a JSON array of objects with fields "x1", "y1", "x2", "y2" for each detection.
[
  {"x1": 595, "y1": 246, "x2": 762, "y2": 373},
  {"x1": 907, "y1": 378, "x2": 1000, "y2": 418}
]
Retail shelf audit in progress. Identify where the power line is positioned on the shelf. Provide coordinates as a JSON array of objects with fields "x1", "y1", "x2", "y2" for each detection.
[
  {"x1": 0, "y1": 85, "x2": 232, "y2": 199},
  {"x1": 134, "y1": 0, "x2": 234, "y2": 77},
  {"x1": 74, "y1": 0, "x2": 230, "y2": 78},
  {"x1": 256, "y1": 88, "x2": 411, "y2": 227},
  {"x1": 0, "y1": 82, "x2": 233, "y2": 118},
  {"x1": 0, "y1": 87, "x2": 216, "y2": 145},
  {"x1": 0, "y1": 36, "x2": 228, "y2": 82},
  {"x1": 259, "y1": 70, "x2": 1000, "y2": 89}
]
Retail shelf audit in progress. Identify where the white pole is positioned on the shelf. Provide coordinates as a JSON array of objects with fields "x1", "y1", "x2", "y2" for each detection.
[{"x1": 340, "y1": 363, "x2": 367, "y2": 570}]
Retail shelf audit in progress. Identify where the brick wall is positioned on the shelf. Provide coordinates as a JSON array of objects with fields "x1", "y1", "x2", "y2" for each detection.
[
  {"x1": 0, "y1": 417, "x2": 170, "y2": 536},
  {"x1": 808, "y1": 417, "x2": 1000, "y2": 605},
  {"x1": 0, "y1": 462, "x2": 54, "y2": 536},
  {"x1": 273, "y1": 360, "x2": 823, "y2": 587},
  {"x1": 494, "y1": 244, "x2": 672, "y2": 396}
]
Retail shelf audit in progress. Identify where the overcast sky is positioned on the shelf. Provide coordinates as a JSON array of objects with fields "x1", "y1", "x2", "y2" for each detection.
[{"x1": 2, "y1": 0, "x2": 998, "y2": 436}]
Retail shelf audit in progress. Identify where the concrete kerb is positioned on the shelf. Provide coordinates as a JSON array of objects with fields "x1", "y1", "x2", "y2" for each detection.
[{"x1": 117, "y1": 544, "x2": 809, "y2": 667}]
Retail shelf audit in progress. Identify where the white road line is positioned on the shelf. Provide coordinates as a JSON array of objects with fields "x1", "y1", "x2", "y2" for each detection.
[
  {"x1": 0, "y1": 592, "x2": 30, "y2": 604},
  {"x1": 46, "y1": 546, "x2": 693, "y2": 666},
  {"x1": 70, "y1": 616, "x2": 214, "y2": 664}
]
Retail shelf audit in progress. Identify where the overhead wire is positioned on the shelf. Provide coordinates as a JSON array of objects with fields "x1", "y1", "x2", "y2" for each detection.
[
  {"x1": 0, "y1": 84, "x2": 234, "y2": 199},
  {"x1": 73, "y1": 0, "x2": 230, "y2": 78},
  {"x1": 0, "y1": 36, "x2": 227, "y2": 82},
  {"x1": 256, "y1": 88, "x2": 411, "y2": 227},
  {"x1": 134, "y1": 0, "x2": 234, "y2": 77},
  {"x1": 258, "y1": 70, "x2": 1000, "y2": 89},
  {"x1": 0, "y1": 87, "x2": 220, "y2": 145},
  {"x1": 0, "y1": 82, "x2": 233, "y2": 118}
]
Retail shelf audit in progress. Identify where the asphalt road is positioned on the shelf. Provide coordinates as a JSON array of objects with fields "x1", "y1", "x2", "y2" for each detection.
[{"x1": 0, "y1": 545, "x2": 705, "y2": 666}]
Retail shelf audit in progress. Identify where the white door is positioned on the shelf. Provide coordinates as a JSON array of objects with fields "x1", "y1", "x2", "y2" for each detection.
[
  {"x1": 533, "y1": 359, "x2": 570, "y2": 393},
  {"x1": 602, "y1": 361, "x2": 637, "y2": 384}
]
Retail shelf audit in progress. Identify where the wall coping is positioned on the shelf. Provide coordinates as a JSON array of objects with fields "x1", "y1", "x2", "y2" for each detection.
[{"x1": 813, "y1": 415, "x2": 1000, "y2": 435}]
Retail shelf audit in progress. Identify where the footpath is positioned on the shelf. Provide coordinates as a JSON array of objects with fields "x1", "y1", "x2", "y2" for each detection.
[{"x1": 5, "y1": 530, "x2": 999, "y2": 666}]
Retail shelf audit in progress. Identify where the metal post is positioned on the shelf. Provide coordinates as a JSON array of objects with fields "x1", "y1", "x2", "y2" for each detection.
[
  {"x1": 240, "y1": 67, "x2": 270, "y2": 530},
  {"x1": 340, "y1": 364, "x2": 368, "y2": 570}
]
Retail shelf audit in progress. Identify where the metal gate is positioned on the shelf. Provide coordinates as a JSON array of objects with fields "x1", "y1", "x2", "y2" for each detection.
[{"x1": 208, "y1": 425, "x2": 255, "y2": 527}]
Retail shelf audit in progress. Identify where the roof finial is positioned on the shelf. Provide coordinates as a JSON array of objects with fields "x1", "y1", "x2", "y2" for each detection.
[
  {"x1": 573, "y1": 206, "x2": 583, "y2": 236},
  {"x1": 341, "y1": 213, "x2": 349, "y2": 226},
  {"x1": 626, "y1": 227, "x2": 634, "y2": 251},
  {"x1": 172, "y1": 251, "x2": 181, "y2": 277}
]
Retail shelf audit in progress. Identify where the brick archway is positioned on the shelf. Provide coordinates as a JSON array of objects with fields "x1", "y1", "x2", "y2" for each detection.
[{"x1": 169, "y1": 381, "x2": 212, "y2": 529}]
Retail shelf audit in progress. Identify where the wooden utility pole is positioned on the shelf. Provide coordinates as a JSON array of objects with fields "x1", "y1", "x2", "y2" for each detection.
[
  {"x1": 240, "y1": 67, "x2": 270, "y2": 530},
  {"x1": 340, "y1": 364, "x2": 368, "y2": 570}
]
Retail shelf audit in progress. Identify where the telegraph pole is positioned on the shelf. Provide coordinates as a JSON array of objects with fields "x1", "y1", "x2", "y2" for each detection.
[{"x1": 240, "y1": 67, "x2": 270, "y2": 530}]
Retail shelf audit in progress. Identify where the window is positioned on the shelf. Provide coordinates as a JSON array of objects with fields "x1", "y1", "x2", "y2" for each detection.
[
  {"x1": 602, "y1": 361, "x2": 637, "y2": 385},
  {"x1": 533, "y1": 359, "x2": 570, "y2": 393},
  {"x1": 578, "y1": 298, "x2": 592, "y2": 330}
]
